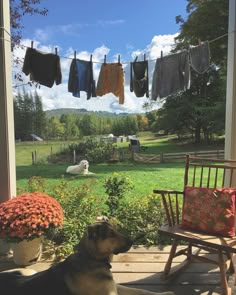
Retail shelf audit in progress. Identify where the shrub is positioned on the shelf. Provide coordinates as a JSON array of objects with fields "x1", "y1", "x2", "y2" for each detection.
[
  {"x1": 68, "y1": 138, "x2": 115, "y2": 163},
  {"x1": 16, "y1": 176, "x2": 167, "y2": 258},
  {"x1": 113, "y1": 194, "x2": 166, "y2": 246},
  {"x1": 48, "y1": 178, "x2": 106, "y2": 258},
  {"x1": 104, "y1": 173, "x2": 134, "y2": 215},
  {"x1": 27, "y1": 176, "x2": 47, "y2": 192}
]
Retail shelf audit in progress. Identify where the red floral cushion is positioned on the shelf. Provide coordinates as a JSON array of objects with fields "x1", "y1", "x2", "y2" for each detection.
[{"x1": 181, "y1": 186, "x2": 236, "y2": 237}]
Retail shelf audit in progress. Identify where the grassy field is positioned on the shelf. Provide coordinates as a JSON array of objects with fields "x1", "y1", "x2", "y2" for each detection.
[
  {"x1": 15, "y1": 141, "x2": 70, "y2": 166},
  {"x1": 15, "y1": 132, "x2": 224, "y2": 198},
  {"x1": 16, "y1": 162, "x2": 186, "y2": 197}
]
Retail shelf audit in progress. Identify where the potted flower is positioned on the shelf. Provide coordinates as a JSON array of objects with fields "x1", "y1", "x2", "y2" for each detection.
[{"x1": 0, "y1": 192, "x2": 63, "y2": 265}]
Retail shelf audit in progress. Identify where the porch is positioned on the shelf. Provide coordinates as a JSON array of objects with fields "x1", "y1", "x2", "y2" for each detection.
[{"x1": 0, "y1": 245, "x2": 234, "y2": 294}]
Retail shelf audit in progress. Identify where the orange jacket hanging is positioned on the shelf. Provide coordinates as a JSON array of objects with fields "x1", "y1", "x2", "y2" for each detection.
[{"x1": 96, "y1": 63, "x2": 124, "y2": 104}]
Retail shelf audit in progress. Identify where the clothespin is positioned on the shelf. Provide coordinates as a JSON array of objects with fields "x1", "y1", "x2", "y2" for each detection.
[
  {"x1": 144, "y1": 54, "x2": 146, "y2": 61},
  {"x1": 118, "y1": 55, "x2": 120, "y2": 64},
  {"x1": 55, "y1": 47, "x2": 58, "y2": 55},
  {"x1": 74, "y1": 51, "x2": 77, "y2": 59},
  {"x1": 90, "y1": 54, "x2": 93, "y2": 62},
  {"x1": 104, "y1": 55, "x2": 106, "y2": 63},
  {"x1": 31, "y1": 41, "x2": 34, "y2": 48}
]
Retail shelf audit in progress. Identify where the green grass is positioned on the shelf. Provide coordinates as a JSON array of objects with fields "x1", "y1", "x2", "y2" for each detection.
[
  {"x1": 15, "y1": 132, "x2": 224, "y2": 198},
  {"x1": 15, "y1": 141, "x2": 70, "y2": 166},
  {"x1": 16, "y1": 162, "x2": 186, "y2": 198}
]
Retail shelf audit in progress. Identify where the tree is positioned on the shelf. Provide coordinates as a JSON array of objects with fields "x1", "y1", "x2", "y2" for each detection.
[
  {"x1": 155, "y1": 65, "x2": 226, "y2": 143},
  {"x1": 152, "y1": 0, "x2": 228, "y2": 143},
  {"x1": 14, "y1": 89, "x2": 46, "y2": 140},
  {"x1": 78, "y1": 114, "x2": 98, "y2": 136},
  {"x1": 175, "y1": 0, "x2": 228, "y2": 67},
  {"x1": 10, "y1": 0, "x2": 48, "y2": 47},
  {"x1": 46, "y1": 116, "x2": 65, "y2": 139},
  {"x1": 136, "y1": 114, "x2": 149, "y2": 132},
  {"x1": 33, "y1": 91, "x2": 46, "y2": 138},
  {"x1": 60, "y1": 114, "x2": 79, "y2": 140}
]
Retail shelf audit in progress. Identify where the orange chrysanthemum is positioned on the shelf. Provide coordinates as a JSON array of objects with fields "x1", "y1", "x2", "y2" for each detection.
[{"x1": 0, "y1": 192, "x2": 63, "y2": 242}]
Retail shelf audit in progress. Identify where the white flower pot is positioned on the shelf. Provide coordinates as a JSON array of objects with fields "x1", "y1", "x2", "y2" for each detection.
[
  {"x1": 11, "y1": 237, "x2": 43, "y2": 266},
  {"x1": 0, "y1": 239, "x2": 11, "y2": 255}
]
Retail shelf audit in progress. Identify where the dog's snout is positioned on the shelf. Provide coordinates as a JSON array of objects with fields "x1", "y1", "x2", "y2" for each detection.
[
  {"x1": 126, "y1": 237, "x2": 133, "y2": 249},
  {"x1": 113, "y1": 236, "x2": 133, "y2": 255}
]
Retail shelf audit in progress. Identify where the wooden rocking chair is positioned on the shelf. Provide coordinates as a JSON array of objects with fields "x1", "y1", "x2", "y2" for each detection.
[{"x1": 153, "y1": 155, "x2": 236, "y2": 295}]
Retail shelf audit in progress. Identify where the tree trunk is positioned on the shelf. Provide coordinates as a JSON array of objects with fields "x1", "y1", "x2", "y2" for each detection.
[{"x1": 194, "y1": 126, "x2": 201, "y2": 144}]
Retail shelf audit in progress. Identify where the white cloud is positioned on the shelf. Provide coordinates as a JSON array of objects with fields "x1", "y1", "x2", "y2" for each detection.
[{"x1": 12, "y1": 33, "x2": 178, "y2": 113}]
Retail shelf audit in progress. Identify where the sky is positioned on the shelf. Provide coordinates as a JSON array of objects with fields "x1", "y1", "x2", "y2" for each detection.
[{"x1": 13, "y1": 0, "x2": 188, "y2": 114}]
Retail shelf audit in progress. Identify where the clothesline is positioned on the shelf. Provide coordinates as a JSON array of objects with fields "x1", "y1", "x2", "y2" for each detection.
[
  {"x1": 0, "y1": 27, "x2": 232, "y2": 65},
  {"x1": 2, "y1": 28, "x2": 233, "y2": 92}
]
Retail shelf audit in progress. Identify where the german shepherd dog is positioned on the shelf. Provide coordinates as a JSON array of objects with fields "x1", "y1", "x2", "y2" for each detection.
[{"x1": 0, "y1": 222, "x2": 174, "y2": 295}]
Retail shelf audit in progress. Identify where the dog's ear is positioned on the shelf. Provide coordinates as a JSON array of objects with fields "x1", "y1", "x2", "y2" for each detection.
[
  {"x1": 87, "y1": 224, "x2": 99, "y2": 240},
  {"x1": 87, "y1": 223, "x2": 108, "y2": 240}
]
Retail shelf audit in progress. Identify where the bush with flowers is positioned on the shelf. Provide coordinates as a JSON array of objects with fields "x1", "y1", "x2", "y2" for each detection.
[{"x1": 0, "y1": 192, "x2": 63, "y2": 243}]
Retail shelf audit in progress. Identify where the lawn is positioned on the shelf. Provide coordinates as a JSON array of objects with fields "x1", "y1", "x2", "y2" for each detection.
[
  {"x1": 16, "y1": 161, "x2": 186, "y2": 198},
  {"x1": 15, "y1": 140, "x2": 69, "y2": 166},
  {"x1": 15, "y1": 132, "x2": 224, "y2": 198}
]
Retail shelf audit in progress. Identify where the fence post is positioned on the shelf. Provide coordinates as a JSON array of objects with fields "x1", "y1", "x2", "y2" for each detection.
[
  {"x1": 73, "y1": 150, "x2": 76, "y2": 164},
  {"x1": 34, "y1": 151, "x2": 37, "y2": 163},
  {"x1": 32, "y1": 152, "x2": 34, "y2": 165},
  {"x1": 160, "y1": 153, "x2": 163, "y2": 163}
]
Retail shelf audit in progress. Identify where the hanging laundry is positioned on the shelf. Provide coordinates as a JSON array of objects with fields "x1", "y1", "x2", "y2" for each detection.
[
  {"x1": 22, "y1": 47, "x2": 62, "y2": 88},
  {"x1": 96, "y1": 63, "x2": 124, "y2": 104},
  {"x1": 189, "y1": 41, "x2": 211, "y2": 74},
  {"x1": 151, "y1": 50, "x2": 190, "y2": 100},
  {"x1": 68, "y1": 59, "x2": 96, "y2": 99},
  {"x1": 130, "y1": 60, "x2": 149, "y2": 97}
]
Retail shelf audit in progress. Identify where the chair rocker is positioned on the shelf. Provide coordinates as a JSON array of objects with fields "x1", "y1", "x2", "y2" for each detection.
[{"x1": 154, "y1": 155, "x2": 236, "y2": 295}]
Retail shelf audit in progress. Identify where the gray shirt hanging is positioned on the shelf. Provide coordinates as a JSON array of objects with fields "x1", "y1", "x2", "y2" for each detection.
[{"x1": 151, "y1": 50, "x2": 191, "y2": 100}]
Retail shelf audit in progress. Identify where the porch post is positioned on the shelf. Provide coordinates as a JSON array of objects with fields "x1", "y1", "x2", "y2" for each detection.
[
  {"x1": 0, "y1": 0, "x2": 16, "y2": 202},
  {"x1": 225, "y1": 0, "x2": 236, "y2": 184}
]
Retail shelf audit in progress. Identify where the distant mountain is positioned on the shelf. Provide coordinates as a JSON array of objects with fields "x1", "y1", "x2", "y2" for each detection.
[{"x1": 45, "y1": 108, "x2": 130, "y2": 118}]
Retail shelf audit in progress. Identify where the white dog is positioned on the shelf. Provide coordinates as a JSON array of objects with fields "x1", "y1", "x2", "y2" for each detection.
[{"x1": 66, "y1": 160, "x2": 93, "y2": 175}]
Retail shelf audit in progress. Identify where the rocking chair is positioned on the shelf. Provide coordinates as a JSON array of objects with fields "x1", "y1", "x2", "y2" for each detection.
[{"x1": 154, "y1": 155, "x2": 236, "y2": 295}]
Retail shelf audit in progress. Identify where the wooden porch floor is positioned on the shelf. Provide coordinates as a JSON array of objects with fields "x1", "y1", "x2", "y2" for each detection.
[
  {"x1": 112, "y1": 246, "x2": 231, "y2": 294},
  {"x1": 0, "y1": 246, "x2": 235, "y2": 294}
]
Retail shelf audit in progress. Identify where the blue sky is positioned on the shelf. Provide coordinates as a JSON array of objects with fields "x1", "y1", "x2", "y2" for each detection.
[{"x1": 14, "y1": 0, "x2": 188, "y2": 113}]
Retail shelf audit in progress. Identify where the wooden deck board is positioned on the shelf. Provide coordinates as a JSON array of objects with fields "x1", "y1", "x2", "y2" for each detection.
[
  {"x1": 1, "y1": 246, "x2": 235, "y2": 294},
  {"x1": 112, "y1": 262, "x2": 220, "y2": 273},
  {"x1": 111, "y1": 246, "x2": 234, "y2": 294}
]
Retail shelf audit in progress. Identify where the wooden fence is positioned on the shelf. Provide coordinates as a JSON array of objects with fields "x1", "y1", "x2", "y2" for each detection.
[
  {"x1": 133, "y1": 150, "x2": 224, "y2": 164},
  {"x1": 31, "y1": 148, "x2": 224, "y2": 165}
]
